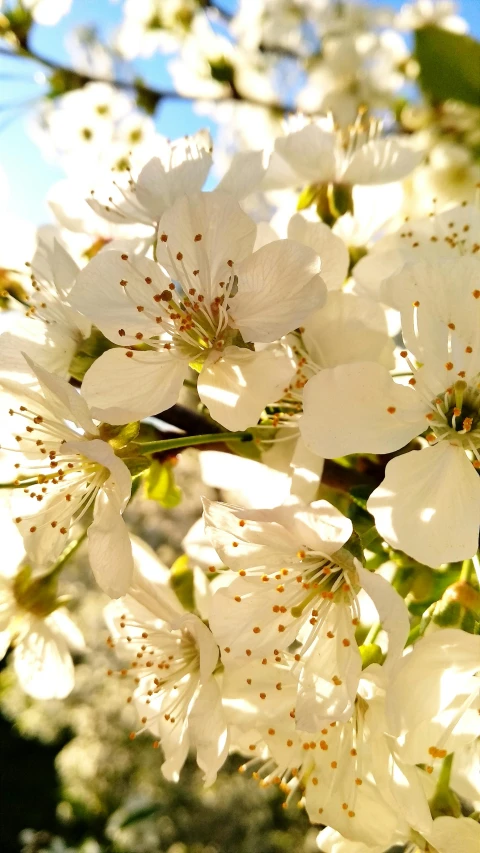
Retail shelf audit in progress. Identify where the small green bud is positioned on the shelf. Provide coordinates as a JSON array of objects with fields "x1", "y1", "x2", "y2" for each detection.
[
  {"x1": 431, "y1": 599, "x2": 462, "y2": 627},
  {"x1": 359, "y1": 643, "x2": 384, "y2": 669},
  {"x1": 442, "y1": 581, "x2": 480, "y2": 616}
]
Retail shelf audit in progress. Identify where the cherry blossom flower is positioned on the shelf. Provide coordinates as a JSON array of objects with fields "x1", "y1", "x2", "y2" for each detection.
[
  {"x1": 71, "y1": 190, "x2": 325, "y2": 430},
  {"x1": 300, "y1": 255, "x2": 480, "y2": 566},
  {"x1": 87, "y1": 131, "x2": 213, "y2": 233},
  {"x1": 1, "y1": 356, "x2": 133, "y2": 596},
  {"x1": 203, "y1": 498, "x2": 409, "y2": 730},
  {"x1": 0, "y1": 238, "x2": 90, "y2": 384},
  {"x1": 105, "y1": 536, "x2": 228, "y2": 785},
  {"x1": 0, "y1": 506, "x2": 84, "y2": 700},
  {"x1": 354, "y1": 201, "x2": 480, "y2": 304},
  {"x1": 225, "y1": 661, "x2": 402, "y2": 847},
  {"x1": 384, "y1": 629, "x2": 480, "y2": 837},
  {"x1": 264, "y1": 114, "x2": 423, "y2": 192}
]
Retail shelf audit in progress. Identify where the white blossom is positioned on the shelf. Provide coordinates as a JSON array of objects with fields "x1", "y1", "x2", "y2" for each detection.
[
  {"x1": 105, "y1": 536, "x2": 229, "y2": 784},
  {"x1": 70, "y1": 190, "x2": 325, "y2": 430},
  {"x1": 301, "y1": 255, "x2": 480, "y2": 566},
  {"x1": 204, "y1": 498, "x2": 409, "y2": 730},
  {"x1": 1, "y1": 356, "x2": 133, "y2": 596}
]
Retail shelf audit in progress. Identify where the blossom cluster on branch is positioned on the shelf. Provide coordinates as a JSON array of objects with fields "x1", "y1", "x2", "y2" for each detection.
[{"x1": 0, "y1": 2, "x2": 479, "y2": 853}]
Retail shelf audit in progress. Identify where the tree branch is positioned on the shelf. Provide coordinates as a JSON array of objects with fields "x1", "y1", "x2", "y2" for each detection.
[{"x1": 0, "y1": 43, "x2": 298, "y2": 114}]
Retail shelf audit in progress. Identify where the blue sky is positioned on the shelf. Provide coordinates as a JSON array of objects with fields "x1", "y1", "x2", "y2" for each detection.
[{"x1": 0, "y1": 0, "x2": 479, "y2": 224}]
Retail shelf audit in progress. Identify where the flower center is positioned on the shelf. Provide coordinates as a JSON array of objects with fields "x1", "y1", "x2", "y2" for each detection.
[{"x1": 428, "y1": 379, "x2": 480, "y2": 450}]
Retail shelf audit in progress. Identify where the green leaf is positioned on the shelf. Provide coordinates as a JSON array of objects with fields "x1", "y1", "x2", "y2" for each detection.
[
  {"x1": 119, "y1": 803, "x2": 163, "y2": 829},
  {"x1": 170, "y1": 554, "x2": 195, "y2": 612},
  {"x1": 415, "y1": 25, "x2": 480, "y2": 106},
  {"x1": 145, "y1": 459, "x2": 182, "y2": 508}
]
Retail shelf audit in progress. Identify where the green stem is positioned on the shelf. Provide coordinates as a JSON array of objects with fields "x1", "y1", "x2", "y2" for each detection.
[
  {"x1": 460, "y1": 559, "x2": 473, "y2": 583},
  {"x1": 405, "y1": 621, "x2": 424, "y2": 647},
  {"x1": 436, "y1": 753, "x2": 454, "y2": 792},
  {"x1": 364, "y1": 621, "x2": 381, "y2": 645},
  {"x1": 47, "y1": 531, "x2": 88, "y2": 580},
  {"x1": 134, "y1": 431, "x2": 253, "y2": 455}
]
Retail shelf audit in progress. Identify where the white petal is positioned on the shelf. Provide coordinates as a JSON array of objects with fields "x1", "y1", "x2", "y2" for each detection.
[
  {"x1": 202, "y1": 498, "x2": 300, "y2": 573},
  {"x1": 70, "y1": 251, "x2": 169, "y2": 345},
  {"x1": 81, "y1": 347, "x2": 189, "y2": 424},
  {"x1": 88, "y1": 489, "x2": 134, "y2": 597},
  {"x1": 199, "y1": 450, "x2": 291, "y2": 509},
  {"x1": 0, "y1": 324, "x2": 78, "y2": 381},
  {"x1": 343, "y1": 138, "x2": 423, "y2": 185},
  {"x1": 287, "y1": 214, "x2": 349, "y2": 291},
  {"x1": 231, "y1": 240, "x2": 325, "y2": 343},
  {"x1": 272, "y1": 124, "x2": 336, "y2": 184},
  {"x1": 291, "y1": 500, "x2": 352, "y2": 553},
  {"x1": 427, "y1": 817, "x2": 480, "y2": 853},
  {"x1": 198, "y1": 345, "x2": 294, "y2": 431},
  {"x1": 188, "y1": 677, "x2": 229, "y2": 786},
  {"x1": 47, "y1": 608, "x2": 85, "y2": 651},
  {"x1": 296, "y1": 605, "x2": 362, "y2": 729},
  {"x1": 156, "y1": 191, "x2": 256, "y2": 302},
  {"x1": 216, "y1": 150, "x2": 266, "y2": 199},
  {"x1": 300, "y1": 362, "x2": 427, "y2": 458},
  {"x1": 290, "y1": 437, "x2": 325, "y2": 503},
  {"x1": 177, "y1": 613, "x2": 219, "y2": 681},
  {"x1": 302, "y1": 292, "x2": 394, "y2": 371},
  {"x1": 51, "y1": 239, "x2": 80, "y2": 302},
  {"x1": 385, "y1": 629, "x2": 480, "y2": 762},
  {"x1": 136, "y1": 148, "x2": 212, "y2": 220},
  {"x1": 14, "y1": 619, "x2": 75, "y2": 700},
  {"x1": 367, "y1": 443, "x2": 480, "y2": 567},
  {"x1": 21, "y1": 354, "x2": 97, "y2": 435},
  {"x1": 64, "y1": 437, "x2": 132, "y2": 508}
]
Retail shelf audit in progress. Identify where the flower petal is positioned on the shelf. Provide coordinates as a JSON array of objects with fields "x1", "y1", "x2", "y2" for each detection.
[
  {"x1": 70, "y1": 251, "x2": 169, "y2": 345},
  {"x1": 81, "y1": 347, "x2": 189, "y2": 424},
  {"x1": 21, "y1": 354, "x2": 97, "y2": 435},
  {"x1": 88, "y1": 488, "x2": 134, "y2": 597},
  {"x1": 302, "y1": 292, "x2": 394, "y2": 371},
  {"x1": 188, "y1": 677, "x2": 229, "y2": 786},
  {"x1": 300, "y1": 362, "x2": 427, "y2": 458},
  {"x1": 13, "y1": 618, "x2": 75, "y2": 700},
  {"x1": 216, "y1": 150, "x2": 266, "y2": 199},
  {"x1": 198, "y1": 345, "x2": 294, "y2": 431},
  {"x1": 155, "y1": 191, "x2": 256, "y2": 302},
  {"x1": 367, "y1": 443, "x2": 480, "y2": 567},
  {"x1": 287, "y1": 214, "x2": 349, "y2": 291},
  {"x1": 342, "y1": 138, "x2": 423, "y2": 185},
  {"x1": 231, "y1": 240, "x2": 325, "y2": 343}
]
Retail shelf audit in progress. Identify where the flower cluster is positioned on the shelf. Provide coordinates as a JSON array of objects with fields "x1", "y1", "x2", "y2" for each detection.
[{"x1": 0, "y1": 2, "x2": 479, "y2": 851}]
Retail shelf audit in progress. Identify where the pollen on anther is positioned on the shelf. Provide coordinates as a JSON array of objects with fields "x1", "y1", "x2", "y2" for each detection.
[
  {"x1": 445, "y1": 362, "x2": 454, "y2": 371},
  {"x1": 387, "y1": 406, "x2": 396, "y2": 414}
]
